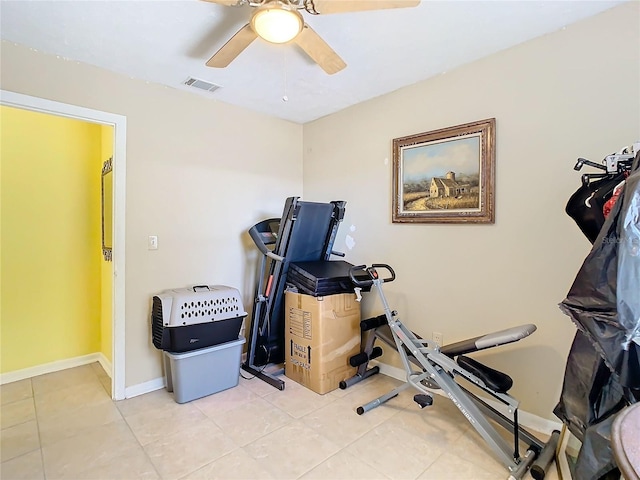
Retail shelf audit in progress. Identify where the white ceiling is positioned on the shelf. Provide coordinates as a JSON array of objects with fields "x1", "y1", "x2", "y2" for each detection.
[{"x1": 0, "y1": 0, "x2": 625, "y2": 123}]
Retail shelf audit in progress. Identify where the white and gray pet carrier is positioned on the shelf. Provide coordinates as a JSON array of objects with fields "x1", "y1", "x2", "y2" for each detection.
[{"x1": 152, "y1": 285, "x2": 246, "y2": 352}]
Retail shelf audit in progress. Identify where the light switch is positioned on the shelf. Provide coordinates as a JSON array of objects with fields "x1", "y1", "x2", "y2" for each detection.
[{"x1": 148, "y1": 235, "x2": 158, "y2": 250}]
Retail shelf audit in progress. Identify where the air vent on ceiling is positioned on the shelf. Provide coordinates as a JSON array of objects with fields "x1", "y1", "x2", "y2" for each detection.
[{"x1": 183, "y1": 77, "x2": 221, "y2": 93}]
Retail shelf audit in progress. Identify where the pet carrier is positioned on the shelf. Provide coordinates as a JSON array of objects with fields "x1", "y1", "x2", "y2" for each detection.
[{"x1": 151, "y1": 285, "x2": 246, "y2": 353}]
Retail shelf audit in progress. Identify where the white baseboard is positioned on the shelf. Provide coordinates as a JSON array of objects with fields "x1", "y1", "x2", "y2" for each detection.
[
  {"x1": 372, "y1": 360, "x2": 563, "y2": 435},
  {"x1": 124, "y1": 377, "x2": 165, "y2": 399},
  {"x1": 0, "y1": 353, "x2": 103, "y2": 385},
  {"x1": 97, "y1": 353, "x2": 113, "y2": 378}
]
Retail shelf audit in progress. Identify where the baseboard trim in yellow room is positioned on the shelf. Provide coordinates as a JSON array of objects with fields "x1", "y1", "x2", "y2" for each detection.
[
  {"x1": 0, "y1": 352, "x2": 108, "y2": 385},
  {"x1": 372, "y1": 360, "x2": 563, "y2": 436},
  {"x1": 98, "y1": 352, "x2": 112, "y2": 378}
]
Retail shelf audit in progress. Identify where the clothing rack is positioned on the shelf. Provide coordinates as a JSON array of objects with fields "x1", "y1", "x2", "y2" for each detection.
[
  {"x1": 554, "y1": 141, "x2": 640, "y2": 479},
  {"x1": 574, "y1": 144, "x2": 638, "y2": 186}
]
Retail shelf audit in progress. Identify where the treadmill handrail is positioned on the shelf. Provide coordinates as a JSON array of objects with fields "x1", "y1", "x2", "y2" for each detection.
[
  {"x1": 248, "y1": 220, "x2": 284, "y2": 262},
  {"x1": 266, "y1": 251, "x2": 285, "y2": 262}
]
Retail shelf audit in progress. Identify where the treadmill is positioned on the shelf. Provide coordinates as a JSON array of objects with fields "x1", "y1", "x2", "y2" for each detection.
[{"x1": 243, "y1": 197, "x2": 346, "y2": 389}]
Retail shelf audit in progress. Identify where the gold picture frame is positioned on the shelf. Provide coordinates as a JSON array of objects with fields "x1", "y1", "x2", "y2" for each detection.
[
  {"x1": 392, "y1": 118, "x2": 496, "y2": 224},
  {"x1": 101, "y1": 157, "x2": 113, "y2": 262}
]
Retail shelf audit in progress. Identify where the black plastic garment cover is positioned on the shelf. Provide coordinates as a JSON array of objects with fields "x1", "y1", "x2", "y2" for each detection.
[
  {"x1": 560, "y1": 167, "x2": 640, "y2": 389},
  {"x1": 575, "y1": 414, "x2": 623, "y2": 480},
  {"x1": 553, "y1": 331, "x2": 627, "y2": 480},
  {"x1": 554, "y1": 164, "x2": 640, "y2": 480},
  {"x1": 554, "y1": 331, "x2": 627, "y2": 442}
]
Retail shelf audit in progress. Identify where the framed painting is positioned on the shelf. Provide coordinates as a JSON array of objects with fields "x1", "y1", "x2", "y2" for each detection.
[{"x1": 392, "y1": 118, "x2": 495, "y2": 224}]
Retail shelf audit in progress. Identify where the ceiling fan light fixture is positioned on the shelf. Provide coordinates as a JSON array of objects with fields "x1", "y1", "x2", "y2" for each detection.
[{"x1": 251, "y1": 7, "x2": 303, "y2": 44}]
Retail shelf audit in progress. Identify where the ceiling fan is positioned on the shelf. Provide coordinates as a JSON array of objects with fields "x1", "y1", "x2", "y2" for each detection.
[{"x1": 202, "y1": 0, "x2": 420, "y2": 74}]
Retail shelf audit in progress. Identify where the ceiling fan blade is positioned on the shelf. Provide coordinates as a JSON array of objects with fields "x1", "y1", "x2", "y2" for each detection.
[
  {"x1": 308, "y1": 0, "x2": 419, "y2": 14},
  {"x1": 294, "y1": 24, "x2": 346, "y2": 75},
  {"x1": 206, "y1": 23, "x2": 258, "y2": 68},
  {"x1": 200, "y1": 0, "x2": 243, "y2": 6}
]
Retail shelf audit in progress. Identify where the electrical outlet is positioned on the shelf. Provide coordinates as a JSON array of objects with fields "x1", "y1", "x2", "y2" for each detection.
[{"x1": 432, "y1": 331, "x2": 444, "y2": 346}]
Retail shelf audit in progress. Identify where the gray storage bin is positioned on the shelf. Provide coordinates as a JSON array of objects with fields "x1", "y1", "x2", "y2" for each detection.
[{"x1": 164, "y1": 336, "x2": 245, "y2": 403}]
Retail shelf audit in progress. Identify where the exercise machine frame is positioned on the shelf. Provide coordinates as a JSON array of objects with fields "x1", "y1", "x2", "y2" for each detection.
[{"x1": 344, "y1": 264, "x2": 559, "y2": 480}]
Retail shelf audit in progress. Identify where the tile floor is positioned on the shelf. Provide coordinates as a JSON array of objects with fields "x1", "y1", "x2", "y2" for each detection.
[{"x1": 0, "y1": 363, "x2": 561, "y2": 480}]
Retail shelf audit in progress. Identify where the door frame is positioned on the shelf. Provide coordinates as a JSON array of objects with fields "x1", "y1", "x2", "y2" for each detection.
[{"x1": 1, "y1": 89, "x2": 126, "y2": 400}]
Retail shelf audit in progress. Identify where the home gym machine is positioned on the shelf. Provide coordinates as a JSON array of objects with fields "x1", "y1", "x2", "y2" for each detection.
[
  {"x1": 242, "y1": 197, "x2": 346, "y2": 390},
  {"x1": 343, "y1": 264, "x2": 560, "y2": 480}
]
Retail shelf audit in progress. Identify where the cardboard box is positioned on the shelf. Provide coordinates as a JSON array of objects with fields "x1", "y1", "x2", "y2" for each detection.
[{"x1": 284, "y1": 291, "x2": 361, "y2": 394}]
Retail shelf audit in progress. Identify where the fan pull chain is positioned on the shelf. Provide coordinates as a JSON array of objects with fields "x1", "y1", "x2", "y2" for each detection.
[{"x1": 282, "y1": 49, "x2": 289, "y2": 102}]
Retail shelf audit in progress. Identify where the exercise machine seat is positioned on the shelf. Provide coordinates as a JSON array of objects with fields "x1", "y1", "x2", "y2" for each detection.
[{"x1": 457, "y1": 355, "x2": 513, "y2": 393}]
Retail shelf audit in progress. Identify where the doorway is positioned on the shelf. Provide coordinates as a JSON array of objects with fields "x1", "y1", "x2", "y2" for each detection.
[{"x1": 0, "y1": 90, "x2": 126, "y2": 400}]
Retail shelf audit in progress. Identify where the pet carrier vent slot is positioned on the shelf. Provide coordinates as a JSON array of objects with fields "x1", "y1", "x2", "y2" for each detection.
[
  {"x1": 177, "y1": 295, "x2": 242, "y2": 322},
  {"x1": 151, "y1": 296, "x2": 169, "y2": 349}
]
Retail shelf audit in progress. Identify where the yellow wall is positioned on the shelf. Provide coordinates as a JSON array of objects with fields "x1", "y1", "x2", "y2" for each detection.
[
  {"x1": 0, "y1": 106, "x2": 104, "y2": 373},
  {"x1": 100, "y1": 125, "x2": 113, "y2": 363}
]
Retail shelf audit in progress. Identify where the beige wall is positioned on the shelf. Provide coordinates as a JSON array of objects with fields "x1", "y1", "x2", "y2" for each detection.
[
  {"x1": 302, "y1": 3, "x2": 640, "y2": 419},
  {"x1": 0, "y1": 42, "x2": 303, "y2": 387}
]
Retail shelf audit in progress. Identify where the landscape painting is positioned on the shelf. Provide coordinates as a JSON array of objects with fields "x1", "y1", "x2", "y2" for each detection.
[{"x1": 392, "y1": 118, "x2": 495, "y2": 224}]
